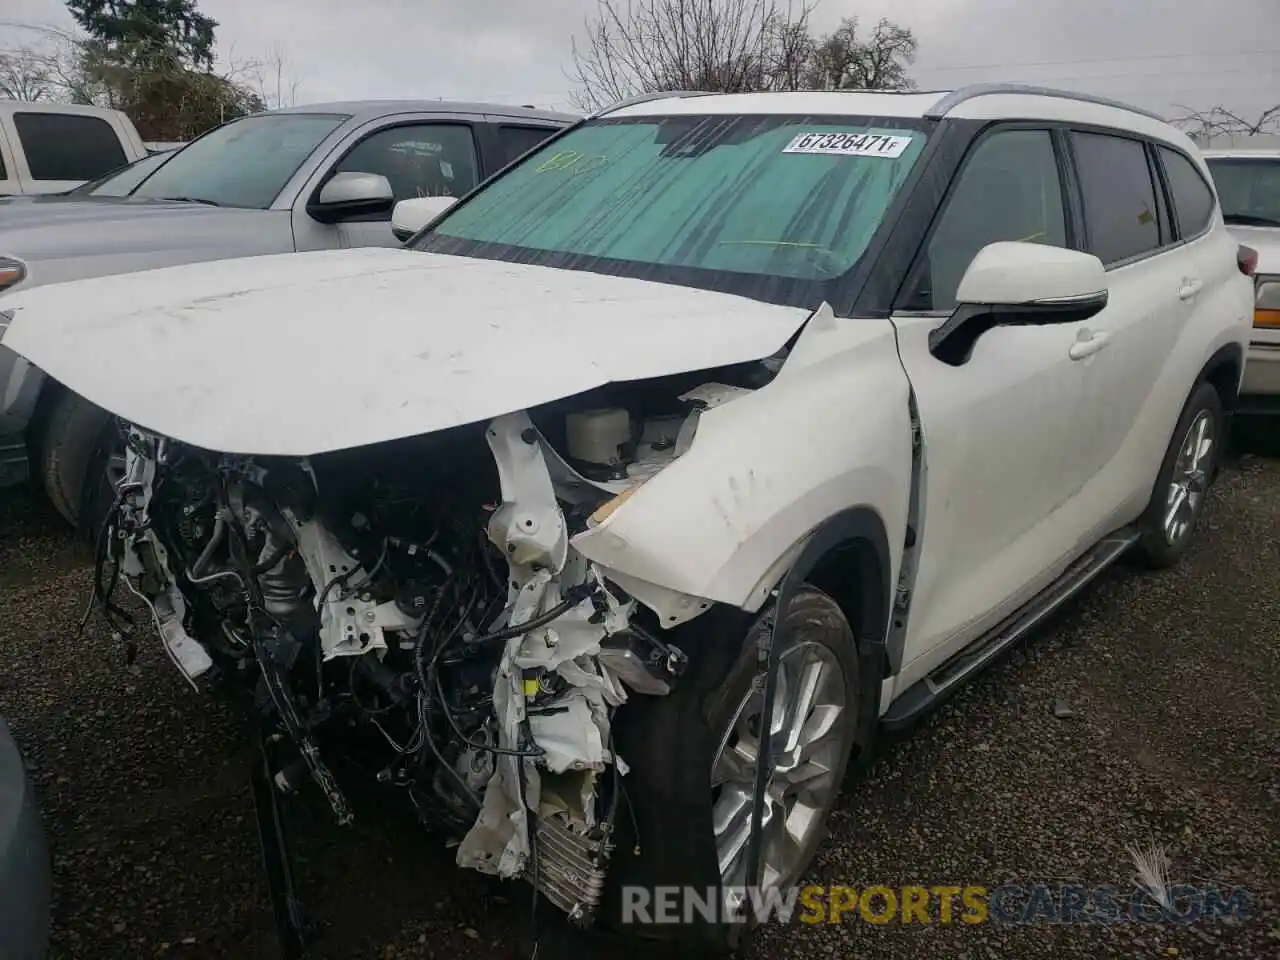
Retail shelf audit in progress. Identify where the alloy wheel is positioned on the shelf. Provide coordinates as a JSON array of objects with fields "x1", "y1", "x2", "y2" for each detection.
[
  {"x1": 1163, "y1": 408, "x2": 1215, "y2": 545},
  {"x1": 710, "y1": 639, "x2": 848, "y2": 902}
]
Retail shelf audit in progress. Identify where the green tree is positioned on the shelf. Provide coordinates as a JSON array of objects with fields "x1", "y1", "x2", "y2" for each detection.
[
  {"x1": 66, "y1": 0, "x2": 217, "y2": 68},
  {"x1": 62, "y1": 0, "x2": 260, "y2": 140}
]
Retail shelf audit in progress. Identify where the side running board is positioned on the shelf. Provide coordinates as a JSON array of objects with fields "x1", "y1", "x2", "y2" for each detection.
[{"x1": 881, "y1": 527, "x2": 1139, "y2": 731}]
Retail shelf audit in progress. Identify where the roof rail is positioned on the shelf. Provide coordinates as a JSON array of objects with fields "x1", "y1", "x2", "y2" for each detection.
[
  {"x1": 591, "y1": 90, "x2": 716, "y2": 118},
  {"x1": 925, "y1": 82, "x2": 1168, "y2": 124}
]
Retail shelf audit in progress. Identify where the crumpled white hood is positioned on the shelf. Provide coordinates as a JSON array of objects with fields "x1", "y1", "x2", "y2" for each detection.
[{"x1": 2, "y1": 247, "x2": 810, "y2": 455}]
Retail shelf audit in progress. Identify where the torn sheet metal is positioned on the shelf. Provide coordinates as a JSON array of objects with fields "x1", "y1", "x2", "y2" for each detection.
[
  {"x1": 458, "y1": 419, "x2": 638, "y2": 878},
  {"x1": 287, "y1": 517, "x2": 394, "y2": 660},
  {"x1": 455, "y1": 594, "x2": 538, "y2": 876},
  {"x1": 456, "y1": 566, "x2": 635, "y2": 877},
  {"x1": 119, "y1": 434, "x2": 212, "y2": 685}
]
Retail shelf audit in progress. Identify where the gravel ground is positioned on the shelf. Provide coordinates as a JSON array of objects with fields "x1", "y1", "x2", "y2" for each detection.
[{"x1": 2, "y1": 427, "x2": 1277, "y2": 960}]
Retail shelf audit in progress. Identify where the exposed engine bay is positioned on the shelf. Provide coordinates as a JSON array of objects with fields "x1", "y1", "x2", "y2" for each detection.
[{"x1": 91, "y1": 359, "x2": 780, "y2": 924}]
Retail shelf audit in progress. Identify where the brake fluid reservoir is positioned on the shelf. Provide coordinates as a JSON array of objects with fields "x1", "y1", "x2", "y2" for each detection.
[{"x1": 565, "y1": 408, "x2": 632, "y2": 465}]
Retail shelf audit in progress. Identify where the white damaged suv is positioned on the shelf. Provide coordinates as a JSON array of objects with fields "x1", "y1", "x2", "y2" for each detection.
[{"x1": 0, "y1": 84, "x2": 1255, "y2": 951}]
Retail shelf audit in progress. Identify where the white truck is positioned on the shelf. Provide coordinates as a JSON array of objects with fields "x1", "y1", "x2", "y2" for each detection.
[
  {"x1": 0, "y1": 100, "x2": 148, "y2": 196},
  {"x1": 1202, "y1": 147, "x2": 1280, "y2": 414}
]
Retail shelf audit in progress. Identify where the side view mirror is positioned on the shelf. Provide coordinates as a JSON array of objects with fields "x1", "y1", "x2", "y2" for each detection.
[
  {"x1": 929, "y1": 241, "x2": 1109, "y2": 366},
  {"x1": 391, "y1": 195, "x2": 457, "y2": 241},
  {"x1": 307, "y1": 171, "x2": 395, "y2": 224}
]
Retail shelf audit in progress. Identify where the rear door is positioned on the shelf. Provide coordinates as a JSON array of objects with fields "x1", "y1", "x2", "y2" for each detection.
[
  {"x1": 1158, "y1": 144, "x2": 1258, "y2": 354},
  {"x1": 1059, "y1": 129, "x2": 1190, "y2": 536}
]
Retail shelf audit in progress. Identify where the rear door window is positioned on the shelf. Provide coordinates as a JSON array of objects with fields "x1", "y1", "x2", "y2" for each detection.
[
  {"x1": 1159, "y1": 147, "x2": 1216, "y2": 239},
  {"x1": 12, "y1": 112, "x2": 128, "y2": 182},
  {"x1": 1071, "y1": 132, "x2": 1162, "y2": 265}
]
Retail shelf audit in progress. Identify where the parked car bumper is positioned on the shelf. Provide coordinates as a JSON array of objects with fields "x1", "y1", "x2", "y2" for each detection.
[
  {"x1": 0, "y1": 719, "x2": 51, "y2": 960},
  {"x1": 1238, "y1": 332, "x2": 1280, "y2": 414},
  {"x1": 0, "y1": 344, "x2": 44, "y2": 487}
]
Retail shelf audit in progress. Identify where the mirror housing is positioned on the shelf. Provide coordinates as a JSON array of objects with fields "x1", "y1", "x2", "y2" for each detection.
[
  {"x1": 391, "y1": 195, "x2": 457, "y2": 241},
  {"x1": 308, "y1": 171, "x2": 395, "y2": 224},
  {"x1": 929, "y1": 242, "x2": 1109, "y2": 366},
  {"x1": 955, "y1": 241, "x2": 1108, "y2": 306}
]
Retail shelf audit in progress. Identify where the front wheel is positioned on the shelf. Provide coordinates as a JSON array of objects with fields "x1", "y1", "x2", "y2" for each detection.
[
  {"x1": 35, "y1": 387, "x2": 123, "y2": 533},
  {"x1": 1132, "y1": 380, "x2": 1223, "y2": 568},
  {"x1": 595, "y1": 588, "x2": 862, "y2": 953},
  {"x1": 708, "y1": 590, "x2": 859, "y2": 901}
]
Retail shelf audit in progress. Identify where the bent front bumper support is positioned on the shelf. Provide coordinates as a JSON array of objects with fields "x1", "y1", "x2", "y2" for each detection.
[{"x1": 251, "y1": 722, "x2": 311, "y2": 960}]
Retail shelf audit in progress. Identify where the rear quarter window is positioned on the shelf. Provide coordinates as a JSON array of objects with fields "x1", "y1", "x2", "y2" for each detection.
[
  {"x1": 1159, "y1": 147, "x2": 1216, "y2": 238},
  {"x1": 13, "y1": 112, "x2": 128, "y2": 182}
]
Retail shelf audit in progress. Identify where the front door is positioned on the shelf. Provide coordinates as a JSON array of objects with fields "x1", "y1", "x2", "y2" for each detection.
[
  {"x1": 890, "y1": 125, "x2": 1098, "y2": 678},
  {"x1": 292, "y1": 118, "x2": 485, "y2": 251}
]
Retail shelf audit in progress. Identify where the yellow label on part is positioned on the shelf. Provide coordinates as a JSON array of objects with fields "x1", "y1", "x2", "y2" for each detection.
[{"x1": 522, "y1": 677, "x2": 541, "y2": 698}]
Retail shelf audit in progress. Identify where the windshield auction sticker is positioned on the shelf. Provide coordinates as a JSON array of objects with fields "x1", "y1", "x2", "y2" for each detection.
[{"x1": 782, "y1": 132, "x2": 913, "y2": 158}]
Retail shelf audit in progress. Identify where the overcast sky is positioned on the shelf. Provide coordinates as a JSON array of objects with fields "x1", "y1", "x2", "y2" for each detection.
[{"x1": 3, "y1": 0, "x2": 1276, "y2": 123}]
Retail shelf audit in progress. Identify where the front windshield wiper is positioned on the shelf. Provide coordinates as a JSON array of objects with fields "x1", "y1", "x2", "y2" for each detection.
[
  {"x1": 159, "y1": 196, "x2": 221, "y2": 206},
  {"x1": 1223, "y1": 213, "x2": 1280, "y2": 227}
]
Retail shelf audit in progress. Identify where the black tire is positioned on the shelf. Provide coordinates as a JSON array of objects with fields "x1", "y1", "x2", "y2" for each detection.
[
  {"x1": 78, "y1": 414, "x2": 126, "y2": 542},
  {"x1": 595, "y1": 588, "x2": 862, "y2": 953},
  {"x1": 1132, "y1": 380, "x2": 1224, "y2": 569},
  {"x1": 36, "y1": 387, "x2": 113, "y2": 529}
]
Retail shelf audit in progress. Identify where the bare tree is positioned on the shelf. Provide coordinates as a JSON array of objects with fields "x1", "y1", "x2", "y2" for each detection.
[
  {"x1": 0, "y1": 20, "x2": 100, "y2": 103},
  {"x1": 242, "y1": 41, "x2": 303, "y2": 110},
  {"x1": 1170, "y1": 103, "x2": 1280, "y2": 145},
  {"x1": 568, "y1": 0, "x2": 817, "y2": 111},
  {"x1": 0, "y1": 45, "x2": 56, "y2": 100},
  {"x1": 803, "y1": 17, "x2": 916, "y2": 91},
  {"x1": 763, "y1": 13, "x2": 816, "y2": 92},
  {"x1": 0, "y1": 23, "x2": 118, "y2": 105}
]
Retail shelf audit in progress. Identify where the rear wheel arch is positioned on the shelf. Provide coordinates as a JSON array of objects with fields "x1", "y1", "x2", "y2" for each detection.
[{"x1": 1198, "y1": 341, "x2": 1244, "y2": 414}]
